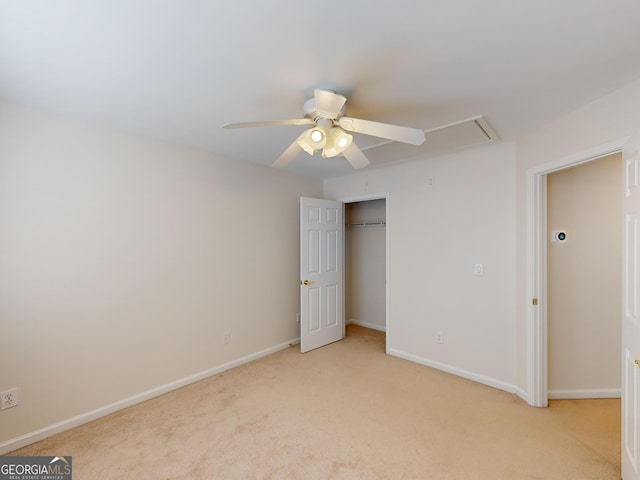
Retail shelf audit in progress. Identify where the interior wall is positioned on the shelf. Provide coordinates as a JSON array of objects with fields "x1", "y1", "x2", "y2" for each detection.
[
  {"x1": 345, "y1": 199, "x2": 386, "y2": 332},
  {"x1": 0, "y1": 101, "x2": 323, "y2": 447},
  {"x1": 326, "y1": 141, "x2": 518, "y2": 392},
  {"x1": 2, "y1": 81, "x2": 638, "y2": 449},
  {"x1": 516, "y1": 77, "x2": 640, "y2": 395},
  {"x1": 547, "y1": 153, "x2": 622, "y2": 397}
]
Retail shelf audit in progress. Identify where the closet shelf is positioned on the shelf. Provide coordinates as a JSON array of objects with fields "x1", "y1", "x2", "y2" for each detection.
[{"x1": 346, "y1": 220, "x2": 386, "y2": 228}]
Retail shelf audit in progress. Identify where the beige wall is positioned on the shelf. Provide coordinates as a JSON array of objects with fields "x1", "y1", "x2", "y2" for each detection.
[
  {"x1": 326, "y1": 142, "x2": 518, "y2": 392},
  {"x1": 516, "y1": 78, "x2": 640, "y2": 395},
  {"x1": 0, "y1": 102, "x2": 322, "y2": 448},
  {"x1": 547, "y1": 154, "x2": 621, "y2": 396},
  {"x1": 328, "y1": 77, "x2": 640, "y2": 401},
  {"x1": 345, "y1": 200, "x2": 386, "y2": 331}
]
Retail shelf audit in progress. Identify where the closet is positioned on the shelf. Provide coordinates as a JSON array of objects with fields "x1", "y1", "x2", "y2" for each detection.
[{"x1": 345, "y1": 199, "x2": 386, "y2": 332}]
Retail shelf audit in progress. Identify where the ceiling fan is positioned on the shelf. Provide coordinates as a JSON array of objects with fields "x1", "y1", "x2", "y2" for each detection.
[{"x1": 223, "y1": 89, "x2": 426, "y2": 169}]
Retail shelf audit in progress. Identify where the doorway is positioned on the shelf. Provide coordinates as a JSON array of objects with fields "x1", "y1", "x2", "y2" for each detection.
[
  {"x1": 345, "y1": 199, "x2": 387, "y2": 333},
  {"x1": 526, "y1": 146, "x2": 625, "y2": 474},
  {"x1": 299, "y1": 194, "x2": 389, "y2": 353},
  {"x1": 340, "y1": 193, "x2": 390, "y2": 352},
  {"x1": 546, "y1": 153, "x2": 622, "y2": 399},
  {"x1": 526, "y1": 141, "x2": 624, "y2": 407}
]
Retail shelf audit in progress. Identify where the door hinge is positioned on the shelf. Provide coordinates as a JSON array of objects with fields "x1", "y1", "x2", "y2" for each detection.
[{"x1": 532, "y1": 298, "x2": 538, "y2": 306}]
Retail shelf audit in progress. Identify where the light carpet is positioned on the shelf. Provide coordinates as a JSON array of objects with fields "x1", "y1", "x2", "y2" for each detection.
[{"x1": 11, "y1": 325, "x2": 620, "y2": 479}]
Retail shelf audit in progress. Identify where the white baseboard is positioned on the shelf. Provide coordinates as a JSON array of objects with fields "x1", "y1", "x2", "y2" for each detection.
[
  {"x1": 513, "y1": 386, "x2": 529, "y2": 404},
  {"x1": 548, "y1": 389, "x2": 621, "y2": 400},
  {"x1": 388, "y1": 348, "x2": 519, "y2": 397},
  {"x1": 0, "y1": 337, "x2": 300, "y2": 455},
  {"x1": 347, "y1": 318, "x2": 386, "y2": 333}
]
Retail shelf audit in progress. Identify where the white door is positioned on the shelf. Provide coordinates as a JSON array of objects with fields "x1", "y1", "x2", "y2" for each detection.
[
  {"x1": 300, "y1": 197, "x2": 344, "y2": 353},
  {"x1": 622, "y1": 130, "x2": 640, "y2": 480}
]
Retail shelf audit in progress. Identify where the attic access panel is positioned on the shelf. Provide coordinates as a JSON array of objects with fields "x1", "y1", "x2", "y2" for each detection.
[{"x1": 360, "y1": 116, "x2": 498, "y2": 166}]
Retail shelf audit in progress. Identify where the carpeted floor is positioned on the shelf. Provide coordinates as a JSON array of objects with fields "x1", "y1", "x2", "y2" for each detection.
[{"x1": 11, "y1": 325, "x2": 620, "y2": 479}]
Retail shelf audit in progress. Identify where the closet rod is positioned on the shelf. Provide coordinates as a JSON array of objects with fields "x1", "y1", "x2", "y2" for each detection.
[{"x1": 346, "y1": 221, "x2": 386, "y2": 228}]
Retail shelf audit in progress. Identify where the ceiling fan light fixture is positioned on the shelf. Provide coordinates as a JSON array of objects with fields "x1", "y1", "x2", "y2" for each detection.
[
  {"x1": 310, "y1": 129, "x2": 323, "y2": 142},
  {"x1": 322, "y1": 127, "x2": 353, "y2": 158},
  {"x1": 297, "y1": 127, "x2": 327, "y2": 155},
  {"x1": 224, "y1": 89, "x2": 422, "y2": 170},
  {"x1": 297, "y1": 139, "x2": 316, "y2": 156}
]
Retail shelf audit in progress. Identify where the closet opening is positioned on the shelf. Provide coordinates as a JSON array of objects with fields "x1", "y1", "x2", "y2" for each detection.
[{"x1": 344, "y1": 198, "x2": 387, "y2": 345}]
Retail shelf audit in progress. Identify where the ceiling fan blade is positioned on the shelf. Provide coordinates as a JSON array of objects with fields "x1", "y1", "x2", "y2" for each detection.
[
  {"x1": 314, "y1": 89, "x2": 347, "y2": 119},
  {"x1": 342, "y1": 143, "x2": 371, "y2": 169},
  {"x1": 338, "y1": 117, "x2": 426, "y2": 145},
  {"x1": 223, "y1": 118, "x2": 314, "y2": 129},
  {"x1": 272, "y1": 138, "x2": 304, "y2": 168}
]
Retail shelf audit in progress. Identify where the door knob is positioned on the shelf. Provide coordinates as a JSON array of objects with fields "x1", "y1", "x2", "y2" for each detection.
[
  {"x1": 301, "y1": 280, "x2": 314, "y2": 285},
  {"x1": 635, "y1": 360, "x2": 640, "y2": 368}
]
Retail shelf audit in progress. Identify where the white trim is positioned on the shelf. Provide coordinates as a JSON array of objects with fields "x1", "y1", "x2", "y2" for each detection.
[
  {"x1": 389, "y1": 348, "x2": 522, "y2": 398},
  {"x1": 338, "y1": 192, "x2": 390, "y2": 353},
  {"x1": 347, "y1": 318, "x2": 386, "y2": 333},
  {"x1": 548, "y1": 389, "x2": 621, "y2": 400},
  {"x1": 526, "y1": 173, "x2": 548, "y2": 407},
  {"x1": 513, "y1": 385, "x2": 529, "y2": 402},
  {"x1": 527, "y1": 140, "x2": 626, "y2": 177},
  {"x1": 525, "y1": 137, "x2": 629, "y2": 408},
  {"x1": 0, "y1": 338, "x2": 299, "y2": 455},
  {"x1": 338, "y1": 192, "x2": 389, "y2": 203}
]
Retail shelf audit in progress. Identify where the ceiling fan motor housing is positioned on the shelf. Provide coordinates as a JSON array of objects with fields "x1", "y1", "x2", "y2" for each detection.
[{"x1": 303, "y1": 96, "x2": 346, "y2": 121}]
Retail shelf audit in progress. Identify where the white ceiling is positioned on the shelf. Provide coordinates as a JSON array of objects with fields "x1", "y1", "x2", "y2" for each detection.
[{"x1": 2, "y1": 1, "x2": 640, "y2": 179}]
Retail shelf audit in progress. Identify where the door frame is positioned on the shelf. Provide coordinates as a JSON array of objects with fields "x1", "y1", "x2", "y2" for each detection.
[
  {"x1": 526, "y1": 138, "x2": 629, "y2": 407},
  {"x1": 338, "y1": 192, "x2": 390, "y2": 353}
]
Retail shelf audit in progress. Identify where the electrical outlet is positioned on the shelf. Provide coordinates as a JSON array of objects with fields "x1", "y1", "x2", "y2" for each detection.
[
  {"x1": 1, "y1": 388, "x2": 18, "y2": 410},
  {"x1": 223, "y1": 332, "x2": 231, "y2": 345},
  {"x1": 435, "y1": 331, "x2": 444, "y2": 344}
]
